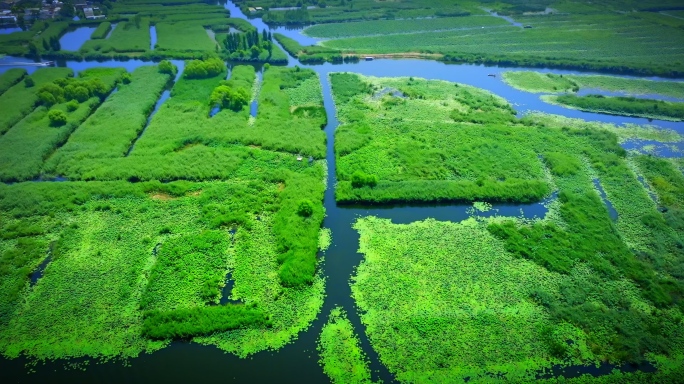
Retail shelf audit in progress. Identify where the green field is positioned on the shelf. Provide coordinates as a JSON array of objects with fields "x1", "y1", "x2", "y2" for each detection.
[
  {"x1": 0, "y1": 58, "x2": 328, "y2": 362},
  {"x1": 545, "y1": 94, "x2": 684, "y2": 121},
  {"x1": 319, "y1": 12, "x2": 684, "y2": 76},
  {"x1": 0, "y1": 69, "x2": 26, "y2": 96},
  {"x1": 82, "y1": 18, "x2": 151, "y2": 53},
  {"x1": 503, "y1": 71, "x2": 684, "y2": 98},
  {"x1": 155, "y1": 22, "x2": 216, "y2": 51}
]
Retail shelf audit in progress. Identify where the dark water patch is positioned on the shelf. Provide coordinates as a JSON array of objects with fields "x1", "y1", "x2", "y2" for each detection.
[
  {"x1": 593, "y1": 179, "x2": 618, "y2": 221},
  {"x1": 150, "y1": 25, "x2": 157, "y2": 50},
  {"x1": 104, "y1": 23, "x2": 117, "y2": 39},
  {"x1": 59, "y1": 26, "x2": 97, "y2": 51},
  {"x1": 219, "y1": 272, "x2": 241, "y2": 305},
  {"x1": 537, "y1": 360, "x2": 656, "y2": 380},
  {"x1": 30, "y1": 253, "x2": 52, "y2": 287}
]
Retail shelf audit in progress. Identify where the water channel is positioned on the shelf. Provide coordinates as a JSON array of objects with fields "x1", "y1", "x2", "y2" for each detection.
[{"x1": 1, "y1": 2, "x2": 683, "y2": 381}]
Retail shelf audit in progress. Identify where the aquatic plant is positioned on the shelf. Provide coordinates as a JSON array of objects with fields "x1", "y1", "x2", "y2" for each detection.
[{"x1": 318, "y1": 307, "x2": 373, "y2": 384}]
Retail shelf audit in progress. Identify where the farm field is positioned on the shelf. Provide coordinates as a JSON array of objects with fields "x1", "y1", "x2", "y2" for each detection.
[
  {"x1": 2, "y1": 0, "x2": 684, "y2": 382},
  {"x1": 0, "y1": 59, "x2": 327, "y2": 363}
]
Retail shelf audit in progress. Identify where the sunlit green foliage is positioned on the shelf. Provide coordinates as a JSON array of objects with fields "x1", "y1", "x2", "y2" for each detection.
[
  {"x1": 504, "y1": 71, "x2": 684, "y2": 98},
  {"x1": 194, "y1": 215, "x2": 325, "y2": 356},
  {"x1": 331, "y1": 73, "x2": 549, "y2": 204},
  {"x1": 352, "y1": 214, "x2": 684, "y2": 382},
  {"x1": 0, "y1": 68, "x2": 73, "y2": 135},
  {"x1": 45, "y1": 66, "x2": 171, "y2": 176},
  {"x1": 0, "y1": 69, "x2": 27, "y2": 97},
  {"x1": 274, "y1": 33, "x2": 346, "y2": 63},
  {"x1": 142, "y1": 304, "x2": 271, "y2": 339},
  {"x1": 184, "y1": 57, "x2": 225, "y2": 79},
  {"x1": 318, "y1": 307, "x2": 373, "y2": 384},
  {"x1": 0, "y1": 68, "x2": 123, "y2": 182},
  {"x1": 547, "y1": 94, "x2": 684, "y2": 121}
]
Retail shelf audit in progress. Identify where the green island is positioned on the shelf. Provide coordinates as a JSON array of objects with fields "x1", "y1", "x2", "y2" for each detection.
[{"x1": 0, "y1": 0, "x2": 684, "y2": 382}]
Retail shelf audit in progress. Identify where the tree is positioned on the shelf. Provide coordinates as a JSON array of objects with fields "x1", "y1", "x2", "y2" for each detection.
[
  {"x1": 49, "y1": 36, "x2": 61, "y2": 51},
  {"x1": 24, "y1": 77, "x2": 34, "y2": 87},
  {"x1": 158, "y1": 60, "x2": 177, "y2": 76},
  {"x1": 60, "y1": 0, "x2": 75, "y2": 18},
  {"x1": 121, "y1": 72, "x2": 132, "y2": 84},
  {"x1": 250, "y1": 45, "x2": 261, "y2": 58},
  {"x1": 48, "y1": 110, "x2": 68, "y2": 126},
  {"x1": 42, "y1": 38, "x2": 50, "y2": 51},
  {"x1": 66, "y1": 100, "x2": 79, "y2": 112},
  {"x1": 297, "y1": 200, "x2": 314, "y2": 217}
]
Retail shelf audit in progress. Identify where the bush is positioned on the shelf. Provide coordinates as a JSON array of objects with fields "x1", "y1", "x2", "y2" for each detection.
[
  {"x1": 48, "y1": 109, "x2": 67, "y2": 126},
  {"x1": 209, "y1": 84, "x2": 249, "y2": 111},
  {"x1": 351, "y1": 171, "x2": 378, "y2": 188},
  {"x1": 24, "y1": 77, "x2": 34, "y2": 88},
  {"x1": 184, "y1": 58, "x2": 225, "y2": 79},
  {"x1": 121, "y1": 72, "x2": 132, "y2": 84},
  {"x1": 158, "y1": 60, "x2": 177, "y2": 76},
  {"x1": 66, "y1": 100, "x2": 79, "y2": 112},
  {"x1": 297, "y1": 199, "x2": 314, "y2": 217}
]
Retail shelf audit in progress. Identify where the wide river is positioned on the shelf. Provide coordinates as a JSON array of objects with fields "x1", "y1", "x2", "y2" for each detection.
[{"x1": 0, "y1": 2, "x2": 682, "y2": 382}]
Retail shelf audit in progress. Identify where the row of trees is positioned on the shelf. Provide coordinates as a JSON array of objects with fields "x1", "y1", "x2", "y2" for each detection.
[
  {"x1": 37, "y1": 77, "x2": 108, "y2": 106},
  {"x1": 223, "y1": 30, "x2": 273, "y2": 58}
]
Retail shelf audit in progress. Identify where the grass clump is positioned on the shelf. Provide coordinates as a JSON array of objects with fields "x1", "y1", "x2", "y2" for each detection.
[
  {"x1": 318, "y1": 307, "x2": 373, "y2": 384},
  {"x1": 142, "y1": 304, "x2": 271, "y2": 339},
  {"x1": 503, "y1": 71, "x2": 579, "y2": 93}
]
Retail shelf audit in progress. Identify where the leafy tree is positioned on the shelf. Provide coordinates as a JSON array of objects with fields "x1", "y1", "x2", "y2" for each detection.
[
  {"x1": 297, "y1": 200, "x2": 314, "y2": 217},
  {"x1": 66, "y1": 100, "x2": 79, "y2": 112},
  {"x1": 42, "y1": 39, "x2": 50, "y2": 51},
  {"x1": 121, "y1": 72, "x2": 132, "y2": 84},
  {"x1": 351, "y1": 171, "x2": 378, "y2": 188},
  {"x1": 48, "y1": 110, "x2": 67, "y2": 126},
  {"x1": 158, "y1": 60, "x2": 177, "y2": 76},
  {"x1": 60, "y1": 0, "x2": 75, "y2": 18},
  {"x1": 24, "y1": 77, "x2": 34, "y2": 88},
  {"x1": 27, "y1": 42, "x2": 40, "y2": 60}
]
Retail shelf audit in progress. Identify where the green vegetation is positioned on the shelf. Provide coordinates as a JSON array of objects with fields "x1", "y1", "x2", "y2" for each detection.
[
  {"x1": 547, "y1": 94, "x2": 684, "y2": 121},
  {"x1": 274, "y1": 33, "x2": 350, "y2": 63},
  {"x1": 313, "y1": 9, "x2": 684, "y2": 76},
  {"x1": 304, "y1": 16, "x2": 508, "y2": 39},
  {"x1": 242, "y1": 0, "x2": 475, "y2": 24},
  {"x1": 184, "y1": 57, "x2": 225, "y2": 79},
  {"x1": 81, "y1": 18, "x2": 150, "y2": 53},
  {"x1": 0, "y1": 68, "x2": 124, "y2": 182},
  {"x1": 142, "y1": 304, "x2": 271, "y2": 339},
  {"x1": 0, "y1": 68, "x2": 73, "y2": 135},
  {"x1": 45, "y1": 66, "x2": 172, "y2": 176},
  {"x1": 155, "y1": 22, "x2": 216, "y2": 52},
  {"x1": 90, "y1": 22, "x2": 112, "y2": 39},
  {"x1": 504, "y1": 71, "x2": 684, "y2": 99},
  {"x1": 318, "y1": 307, "x2": 373, "y2": 384},
  {"x1": 0, "y1": 69, "x2": 27, "y2": 96},
  {"x1": 331, "y1": 73, "x2": 550, "y2": 204}
]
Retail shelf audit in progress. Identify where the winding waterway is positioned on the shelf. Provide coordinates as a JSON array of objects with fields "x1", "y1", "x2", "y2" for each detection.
[{"x1": 1, "y1": 2, "x2": 683, "y2": 381}]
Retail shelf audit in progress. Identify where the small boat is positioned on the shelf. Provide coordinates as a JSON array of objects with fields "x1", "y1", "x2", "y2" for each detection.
[
  {"x1": 364, "y1": 56, "x2": 374, "y2": 61},
  {"x1": 488, "y1": 74, "x2": 496, "y2": 77}
]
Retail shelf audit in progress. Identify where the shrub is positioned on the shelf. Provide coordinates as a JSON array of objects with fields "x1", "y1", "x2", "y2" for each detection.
[
  {"x1": 24, "y1": 77, "x2": 34, "y2": 88},
  {"x1": 158, "y1": 60, "x2": 177, "y2": 76},
  {"x1": 297, "y1": 200, "x2": 314, "y2": 217},
  {"x1": 184, "y1": 58, "x2": 225, "y2": 79},
  {"x1": 66, "y1": 100, "x2": 78, "y2": 112},
  {"x1": 351, "y1": 171, "x2": 378, "y2": 188},
  {"x1": 48, "y1": 109, "x2": 67, "y2": 126},
  {"x1": 209, "y1": 84, "x2": 249, "y2": 111},
  {"x1": 121, "y1": 72, "x2": 132, "y2": 84}
]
